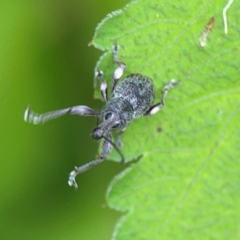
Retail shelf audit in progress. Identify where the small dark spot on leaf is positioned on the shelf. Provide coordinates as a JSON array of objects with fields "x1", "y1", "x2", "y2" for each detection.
[{"x1": 157, "y1": 127, "x2": 162, "y2": 133}]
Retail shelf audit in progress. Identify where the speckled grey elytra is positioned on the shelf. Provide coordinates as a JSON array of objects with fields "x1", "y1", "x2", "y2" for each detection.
[{"x1": 24, "y1": 43, "x2": 178, "y2": 189}]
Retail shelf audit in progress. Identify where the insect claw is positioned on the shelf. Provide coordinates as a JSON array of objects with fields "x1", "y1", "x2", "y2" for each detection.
[
  {"x1": 24, "y1": 106, "x2": 31, "y2": 122},
  {"x1": 68, "y1": 168, "x2": 78, "y2": 189},
  {"x1": 24, "y1": 106, "x2": 41, "y2": 125}
]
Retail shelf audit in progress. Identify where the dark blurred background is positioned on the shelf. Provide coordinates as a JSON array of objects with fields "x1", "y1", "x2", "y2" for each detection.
[{"x1": 0, "y1": 1, "x2": 128, "y2": 239}]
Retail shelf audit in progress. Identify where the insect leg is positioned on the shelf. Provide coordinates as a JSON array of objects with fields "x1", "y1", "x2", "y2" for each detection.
[
  {"x1": 102, "y1": 134, "x2": 125, "y2": 164},
  {"x1": 24, "y1": 105, "x2": 98, "y2": 124},
  {"x1": 112, "y1": 43, "x2": 126, "y2": 92},
  {"x1": 145, "y1": 79, "x2": 178, "y2": 115},
  {"x1": 116, "y1": 128, "x2": 126, "y2": 149},
  {"x1": 96, "y1": 69, "x2": 108, "y2": 102},
  {"x1": 68, "y1": 132, "x2": 113, "y2": 189}
]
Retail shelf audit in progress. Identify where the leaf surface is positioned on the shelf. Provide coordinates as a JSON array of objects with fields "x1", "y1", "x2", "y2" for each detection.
[{"x1": 91, "y1": 0, "x2": 240, "y2": 239}]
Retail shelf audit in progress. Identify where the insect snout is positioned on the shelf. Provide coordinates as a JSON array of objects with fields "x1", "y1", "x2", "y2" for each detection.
[{"x1": 91, "y1": 127, "x2": 104, "y2": 140}]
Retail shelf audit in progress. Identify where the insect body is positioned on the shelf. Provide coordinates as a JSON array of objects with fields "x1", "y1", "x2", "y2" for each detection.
[
  {"x1": 24, "y1": 44, "x2": 177, "y2": 189},
  {"x1": 99, "y1": 74, "x2": 155, "y2": 131}
]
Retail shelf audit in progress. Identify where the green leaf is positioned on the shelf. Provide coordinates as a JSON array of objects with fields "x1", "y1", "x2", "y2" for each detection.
[{"x1": 91, "y1": 0, "x2": 240, "y2": 239}]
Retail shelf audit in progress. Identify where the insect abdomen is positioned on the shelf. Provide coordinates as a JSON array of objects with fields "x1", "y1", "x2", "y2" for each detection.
[{"x1": 112, "y1": 73, "x2": 155, "y2": 118}]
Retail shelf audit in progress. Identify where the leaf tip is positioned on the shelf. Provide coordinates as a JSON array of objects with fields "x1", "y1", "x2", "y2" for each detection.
[{"x1": 88, "y1": 40, "x2": 94, "y2": 47}]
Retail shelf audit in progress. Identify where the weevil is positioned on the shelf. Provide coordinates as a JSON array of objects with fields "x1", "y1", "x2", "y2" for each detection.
[{"x1": 24, "y1": 44, "x2": 178, "y2": 189}]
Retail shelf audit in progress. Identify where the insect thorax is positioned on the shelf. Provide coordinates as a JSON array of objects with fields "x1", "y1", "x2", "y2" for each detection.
[{"x1": 100, "y1": 98, "x2": 133, "y2": 129}]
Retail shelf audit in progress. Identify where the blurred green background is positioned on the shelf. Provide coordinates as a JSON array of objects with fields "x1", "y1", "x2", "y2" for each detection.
[{"x1": 0, "y1": 1, "x2": 128, "y2": 239}]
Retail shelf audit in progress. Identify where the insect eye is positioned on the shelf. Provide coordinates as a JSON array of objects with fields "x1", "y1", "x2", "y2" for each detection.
[
  {"x1": 105, "y1": 112, "x2": 112, "y2": 120},
  {"x1": 112, "y1": 123, "x2": 120, "y2": 129}
]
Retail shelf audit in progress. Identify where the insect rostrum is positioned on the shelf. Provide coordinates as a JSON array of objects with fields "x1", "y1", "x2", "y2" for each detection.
[{"x1": 24, "y1": 43, "x2": 178, "y2": 189}]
